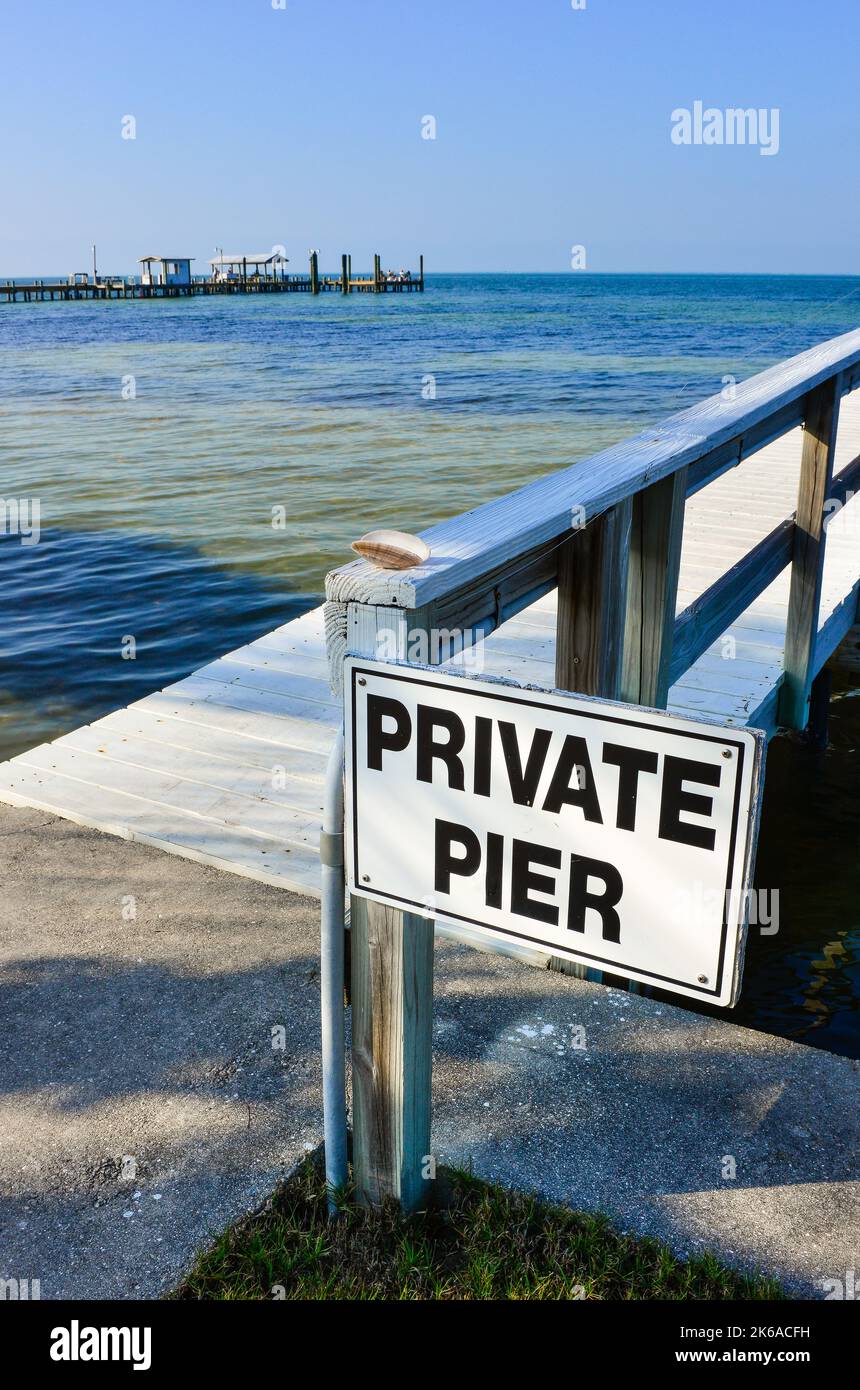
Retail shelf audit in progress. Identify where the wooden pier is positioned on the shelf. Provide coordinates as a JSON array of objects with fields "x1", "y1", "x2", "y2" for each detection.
[
  {"x1": 0, "y1": 252, "x2": 425, "y2": 303},
  {"x1": 1, "y1": 329, "x2": 859, "y2": 900}
]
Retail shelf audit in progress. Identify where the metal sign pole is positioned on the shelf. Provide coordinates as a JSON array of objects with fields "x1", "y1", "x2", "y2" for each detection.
[{"x1": 320, "y1": 727, "x2": 348, "y2": 1215}]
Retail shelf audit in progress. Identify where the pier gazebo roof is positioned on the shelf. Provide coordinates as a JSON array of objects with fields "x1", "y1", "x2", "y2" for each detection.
[{"x1": 209, "y1": 253, "x2": 289, "y2": 266}]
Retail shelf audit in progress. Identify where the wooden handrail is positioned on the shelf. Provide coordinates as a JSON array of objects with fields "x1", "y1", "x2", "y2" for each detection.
[
  {"x1": 326, "y1": 329, "x2": 860, "y2": 614},
  {"x1": 327, "y1": 326, "x2": 860, "y2": 736},
  {"x1": 671, "y1": 449, "x2": 860, "y2": 683}
]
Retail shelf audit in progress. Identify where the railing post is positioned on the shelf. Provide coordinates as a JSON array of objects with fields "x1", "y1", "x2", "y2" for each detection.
[
  {"x1": 350, "y1": 895, "x2": 434, "y2": 1210},
  {"x1": 779, "y1": 376, "x2": 842, "y2": 730},
  {"x1": 345, "y1": 602, "x2": 435, "y2": 1211},
  {"x1": 553, "y1": 501, "x2": 630, "y2": 982},
  {"x1": 621, "y1": 468, "x2": 688, "y2": 709},
  {"x1": 555, "y1": 499, "x2": 632, "y2": 698}
]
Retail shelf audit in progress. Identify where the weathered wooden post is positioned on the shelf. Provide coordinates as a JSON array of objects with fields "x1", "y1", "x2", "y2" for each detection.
[
  {"x1": 340, "y1": 599, "x2": 435, "y2": 1210},
  {"x1": 620, "y1": 469, "x2": 688, "y2": 709},
  {"x1": 373, "y1": 254, "x2": 381, "y2": 292},
  {"x1": 310, "y1": 251, "x2": 320, "y2": 296},
  {"x1": 419, "y1": 254, "x2": 425, "y2": 291},
  {"x1": 779, "y1": 376, "x2": 842, "y2": 729},
  {"x1": 350, "y1": 891, "x2": 434, "y2": 1210},
  {"x1": 553, "y1": 500, "x2": 633, "y2": 982},
  {"x1": 551, "y1": 471, "x2": 685, "y2": 985},
  {"x1": 555, "y1": 501, "x2": 632, "y2": 699},
  {"x1": 341, "y1": 254, "x2": 350, "y2": 294}
]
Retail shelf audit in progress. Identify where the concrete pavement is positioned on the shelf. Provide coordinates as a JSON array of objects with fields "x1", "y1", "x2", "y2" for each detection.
[
  {"x1": 0, "y1": 806, "x2": 323, "y2": 1299},
  {"x1": 431, "y1": 943, "x2": 860, "y2": 1298},
  {"x1": 1, "y1": 804, "x2": 857, "y2": 1298}
]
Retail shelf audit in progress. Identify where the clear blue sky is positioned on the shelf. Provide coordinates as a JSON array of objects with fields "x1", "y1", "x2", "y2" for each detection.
[{"x1": 2, "y1": 0, "x2": 857, "y2": 275}]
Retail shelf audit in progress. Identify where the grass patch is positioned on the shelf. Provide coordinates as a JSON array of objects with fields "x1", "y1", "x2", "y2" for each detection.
[{"x1": 173, "y1": 1159, "x2": 784, "y2": 1301}]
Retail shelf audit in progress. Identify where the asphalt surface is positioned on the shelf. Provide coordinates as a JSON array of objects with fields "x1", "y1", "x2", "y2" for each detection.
[{"x1": 1, "y1": 804, "x2": 857, "y2": 1298}]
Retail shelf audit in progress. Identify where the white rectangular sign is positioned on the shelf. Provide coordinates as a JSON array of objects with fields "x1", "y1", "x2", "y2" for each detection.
[{"x1": 344, "y1": 659, "x2": 765, "y2": 1007}]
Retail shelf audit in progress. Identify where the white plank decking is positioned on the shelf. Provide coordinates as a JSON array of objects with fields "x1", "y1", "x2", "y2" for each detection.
[{"x1": 2, "y1": 393, "x2": 859, "y2": 896}]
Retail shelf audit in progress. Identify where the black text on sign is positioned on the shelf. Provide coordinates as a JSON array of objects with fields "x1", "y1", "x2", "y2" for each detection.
[{"x1": 345, "y1": 660, "x2": 765, "y2": 1006}]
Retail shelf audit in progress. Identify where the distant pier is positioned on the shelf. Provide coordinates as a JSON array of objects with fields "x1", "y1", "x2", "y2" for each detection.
[{"x1": 0, "y1": 251, "x2": 425, "y2": 303}]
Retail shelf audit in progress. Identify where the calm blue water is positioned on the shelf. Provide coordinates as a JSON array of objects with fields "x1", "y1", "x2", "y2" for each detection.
[{"x1": 1, "y1": 273, "x2": 858, "y2": 1053}]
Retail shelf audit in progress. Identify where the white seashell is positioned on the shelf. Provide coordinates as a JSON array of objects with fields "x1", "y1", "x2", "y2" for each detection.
[{"x1": 351, "y1": 529, "x2": 430, "y2": 570}]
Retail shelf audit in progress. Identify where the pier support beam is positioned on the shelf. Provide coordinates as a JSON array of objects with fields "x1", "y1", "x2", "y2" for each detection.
[
  {"x1": 310, "y1": 251, "x2": 320, "y2": 295},
  {"x1": 803, "y1": 666, "x2": 832, "y2": 750},
  {"x1": 341, "y1": 254, "x2": 350, "y2": 294}
]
